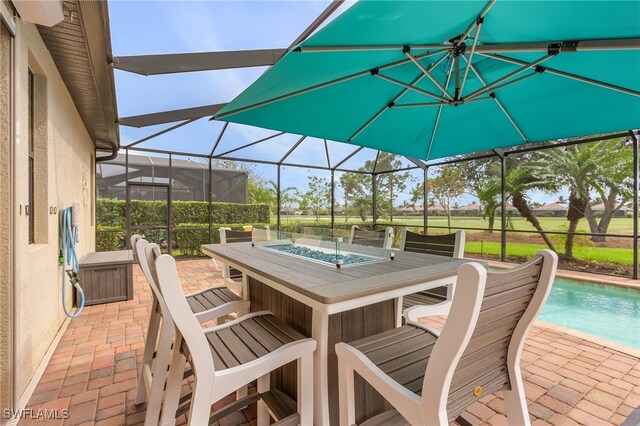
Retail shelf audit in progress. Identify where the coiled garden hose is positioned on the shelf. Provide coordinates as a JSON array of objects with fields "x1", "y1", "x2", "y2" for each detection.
[{"x1": 59, "y1": 207, "x2": 85, "y2": 318}]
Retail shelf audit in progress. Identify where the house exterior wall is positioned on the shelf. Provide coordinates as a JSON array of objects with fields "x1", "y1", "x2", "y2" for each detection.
[
  {"x1": 0, "y1": 11, "x2": 14, "y2": 415},
  {"x1": 12, "y1": 20, "x2": 95, "y2": 398}
]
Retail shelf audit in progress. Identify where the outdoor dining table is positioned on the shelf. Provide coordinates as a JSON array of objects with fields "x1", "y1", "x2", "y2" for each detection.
[{"x1": 201, "y1": 240, "x2": 470, "y2": 425}]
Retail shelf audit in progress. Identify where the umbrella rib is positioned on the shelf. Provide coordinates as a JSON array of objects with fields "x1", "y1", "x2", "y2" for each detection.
[
  {"x1": 464, "y1": 56, "x2": 528, "y2": 142},
  {"x1": 460, "y1": 18, "x2": 483, "y2": 95},
  {"x1": 297, "y1": 44, "x2": 448, "y2": 53},
  {"x1": 375, "y1": 73, "x2": 450, "y2": 103},
  {"x1": 478, "y1": 52, "x2": 640, "y2": 98},
  {"x1": 348, "y1": 53, "x2": 450, "y2": 142},
  {"x1": 298, "y1": 37, "x2": 640, "y2": 54},
  {"x1": 466, "y1": 54, "x2": 552, "y2": 101},
  {"x1": 215, "y1": 49, "x2": 447, "y2": 120},
  {"x1": 486, "y1": 70, "x2": 542, "y2": 94},
  {"x1": 459, "y1": 0, "x2": 496, "y2": 43},
  {"x1": 404, "y1": 50, "x2": 453, "y2": 99},
  {"x1": 393, "y1": 102, "x2": 448, "y2": 108},
  {"x1": 426, "y1": 58, "x2": 455, "y2": 160}
]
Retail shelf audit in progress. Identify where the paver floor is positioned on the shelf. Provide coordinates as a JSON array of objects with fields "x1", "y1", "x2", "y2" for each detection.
[{"x1": 20, "y1": 258, "x2": 640, "y2": 426}]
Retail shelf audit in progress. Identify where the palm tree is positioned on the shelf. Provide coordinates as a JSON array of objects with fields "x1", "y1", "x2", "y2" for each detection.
[
  {"x1": 530, "y1": 140, "x2": 627, "y2": 259},
  {"x1": 505, "y1": 156, "x2": 558, "y2": 252}
]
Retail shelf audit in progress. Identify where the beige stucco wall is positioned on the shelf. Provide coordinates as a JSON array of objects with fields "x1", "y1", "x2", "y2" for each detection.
[
  {"x1": 13, "y1": 20, "x2": 95, "y2": 397},
  {"x1": 0, "y1": 16, "x2": 13, "y2": 415}
]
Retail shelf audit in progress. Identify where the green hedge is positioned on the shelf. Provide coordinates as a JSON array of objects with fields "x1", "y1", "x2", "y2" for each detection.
[
  {"x1": 96, "y1": 199, "x2": 269, "y2": 227},
  {"x1": 96, "y1": 222, "x2": 269, "y2": 255},
  {"x1": 96, "y1": 226, "x2": 125, "y2": 252},
  {"x1": 173, "y1": 223, "x2": 268, "y2": 256}
]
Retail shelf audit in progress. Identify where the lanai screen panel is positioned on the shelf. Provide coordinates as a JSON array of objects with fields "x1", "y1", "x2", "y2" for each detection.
[{"x1": 96, "y1": 153, "x2": 248, "y2": 202}]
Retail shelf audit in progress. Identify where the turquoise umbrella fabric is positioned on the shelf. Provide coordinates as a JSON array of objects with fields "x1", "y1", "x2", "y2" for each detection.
[{"x1": 216, "y1": 0, "x2": 640, "y2": 161}]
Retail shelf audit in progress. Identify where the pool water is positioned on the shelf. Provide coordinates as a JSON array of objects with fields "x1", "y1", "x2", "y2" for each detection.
[{"x1": 538, "y1": 277, "x2": 640, "y2": 349}]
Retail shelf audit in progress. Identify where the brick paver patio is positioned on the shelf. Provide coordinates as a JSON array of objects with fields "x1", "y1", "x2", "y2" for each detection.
[{"x1": 19, "y1": 258, "x2": 640, "y2": 426}]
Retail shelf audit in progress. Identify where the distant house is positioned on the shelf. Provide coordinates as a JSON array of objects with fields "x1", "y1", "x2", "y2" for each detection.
[
  {"x1": 279, "y1": 206, "x2": 303, "y2": 215},
  {"x1": 452, "y1": 203, "x2": 482, "y2": 216},
  {"x1": 590, "y1": 202, "x2": 628, "y2": 217},
  {"x1": 532, "y1": 203, "x2": 568, "y2": 217},
  {"x1": 399, "y1": 205, "x2": 424, "y2": 215},
  {"x1": 333, "y1": 204, "x2": 346, "y2": 214},
  {"x1": 495, "y1": 204, "x2": 518, "y2": 216},
  {"x1": 426, "y1": 204, "x2": 446, "y2": 215}
]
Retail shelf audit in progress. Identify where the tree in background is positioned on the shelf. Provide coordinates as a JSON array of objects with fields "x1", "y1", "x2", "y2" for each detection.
[
  {"x1": 248, "y1": 179, "x2": 299, "y2": 215},
  {"x1": 532, "y1": 138, "x2": 633, "y2": 257},
  {"x1": 581, "y1": 138, "x2": 633, "y2": 242},
  {"x1": 505, "y1": 154, "x2": 558, "y2": 252},
  {"x1": 462, "y1": 158, "x2": 501, "y2": 233},
  {"x1": 408, "y1": 181, "x2": 424, "y2": 212},
  {"x1": 339, "y1": 172, "x2": 372, "y2": 222},
  {"x1": 248, "y1": 180, "x2": 275, "y2": 209},
  {"x1": 430, "y1": 165, "x2": 465, "y2": 231},
  {"x1": 368, "y1": 153, "x2": 412, "y2": 221},
  {"x1": 302, "y1": 175, "x2": 330, "y2": 222}
]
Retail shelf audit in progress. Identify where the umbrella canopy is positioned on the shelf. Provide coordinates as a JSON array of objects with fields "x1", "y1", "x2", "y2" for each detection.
[{"x1": 215, "y1": 0, "x2": 640, "y2": 161}]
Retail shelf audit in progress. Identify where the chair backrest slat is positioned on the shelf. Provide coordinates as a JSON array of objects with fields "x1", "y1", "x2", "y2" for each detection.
[
  {"x1": 224, "y1": 230, "x2": 253, "y2": 243},
  {"x1": 445, "y1": 256, "x2": 545, "y2": 420},
  {"x1": 219, "y1": 228, "x2": 253, "y2": 278},
  {"x1": 350, "y1": 225, "x2": 393, "y2": 249},
  {"x1": 401, "y1": 230, "x2": 462, "y2": 258},
  {"x1": 252, "y1": 226, "x2": 271, "y2": 242}
]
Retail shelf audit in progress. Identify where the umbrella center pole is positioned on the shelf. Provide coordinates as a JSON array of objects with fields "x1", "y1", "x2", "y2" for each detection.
[{"x1": 452, "y1": 42, "x2": 466, "y2": 102}]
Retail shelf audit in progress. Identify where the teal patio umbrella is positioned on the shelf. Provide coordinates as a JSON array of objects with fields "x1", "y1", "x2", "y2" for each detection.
[{"x1": 215, "y1": 0, "x2": 640, "y2": 160}]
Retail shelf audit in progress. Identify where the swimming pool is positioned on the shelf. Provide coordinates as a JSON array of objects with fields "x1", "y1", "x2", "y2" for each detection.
[{"x1": 538, "y1": 277, "x2": 640, "y2": 349}]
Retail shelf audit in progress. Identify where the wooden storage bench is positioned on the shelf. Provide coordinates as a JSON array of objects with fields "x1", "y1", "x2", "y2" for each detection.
[{"x1": 77, "y1": 250, "x2": 135, "y2": 306}]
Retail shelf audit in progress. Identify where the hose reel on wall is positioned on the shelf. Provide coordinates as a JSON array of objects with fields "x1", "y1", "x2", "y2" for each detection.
[{"x1": 59, "y1": 201, "x2": 85, "y2": 318}]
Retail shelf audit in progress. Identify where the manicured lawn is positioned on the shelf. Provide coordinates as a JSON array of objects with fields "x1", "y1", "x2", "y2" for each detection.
[
  {"x1": 275, "y1": 214, "x2": 635, "y2": 235},
  {"x1": 465, "y1": 241, "x2": 633, "y2": 265},
  {"x1": 273, "y1": 214, "x2": 636, "y2": 267}
]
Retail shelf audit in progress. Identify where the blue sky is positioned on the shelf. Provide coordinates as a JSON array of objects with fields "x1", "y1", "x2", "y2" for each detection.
[
  {"x1": 108, "y1": 0, "x2": 376, "y2": 202},
  {"x1": 108, "y1": 0, "x2": 563, "y2": 207}
]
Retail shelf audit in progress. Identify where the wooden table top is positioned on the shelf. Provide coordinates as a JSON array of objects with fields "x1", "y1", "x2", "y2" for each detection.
[{"x1": 202, "y1": 241, "x2": 472, "y2": 304}]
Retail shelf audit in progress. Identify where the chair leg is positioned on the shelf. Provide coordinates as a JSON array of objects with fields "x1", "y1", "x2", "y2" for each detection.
[
  {"x1": 394, "y1": 296, "x2": 403, "y2": 328},
  {"x1": 236, "y1": 385, "x2": 248, "y2": 399},
  {"x1": 144, "y1": 324, "x2": 173, "y2": 425},
  {"x1": 160, "y1": 337, "x2": 186, "y2": 426},
  {"x1": 256, "y1": 373, "x2": 270, "y2": 426},
  {"x1": 188, "y1": 375, "x2": 214, "y2": 426},
  {"x1": 504, "y1": 374, "x2": 531, "y2": 426},
  {"x1": 338, "y1": 357, "x2": 355, "y2": 426},
  {"x1": 136, "y1": 300, "x2": 160, "y2": 404},
  {"x1": 297, "y1": 352, "x2": 313, "y2": 426}
]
